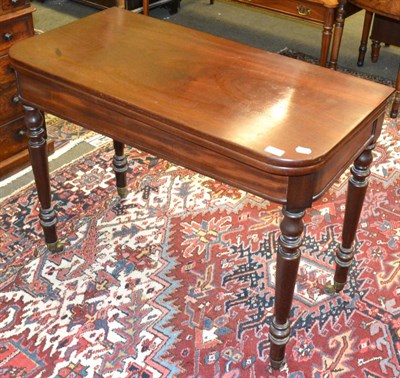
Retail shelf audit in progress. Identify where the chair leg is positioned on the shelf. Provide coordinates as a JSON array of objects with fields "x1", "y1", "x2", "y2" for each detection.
[
  {"x1": 143, "y1": 0, "x2": 149, "y2": 16},
  {"x1": 390, "y1": 65, "x2": 400, "y2": 118},
  {"x1": 168, "y1": 0, "x2": 180, "y2": 14},
  {"x1": 357, "y1": 11, "x2": 373, "y2": 67},
  {"x1": 371, "y1": 39, "x2": 381, "y2": 63}
]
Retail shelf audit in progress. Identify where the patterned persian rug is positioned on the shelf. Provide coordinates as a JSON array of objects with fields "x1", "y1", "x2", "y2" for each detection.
[{"x1": 0, "y1": 108, "x2": 399, "y2": 376}]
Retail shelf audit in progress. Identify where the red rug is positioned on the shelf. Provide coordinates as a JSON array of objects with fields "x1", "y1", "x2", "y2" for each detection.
[{"x1": 0, "y1": 117, "x2": 399, "y2": 377}]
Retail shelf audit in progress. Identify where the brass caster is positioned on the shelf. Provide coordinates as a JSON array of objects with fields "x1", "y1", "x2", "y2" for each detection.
[
  {"x1": 117, "y1": 186, "x2": 128, "y2": 198},
  {"x1": 46, "y1": 240, "x2": 65, "y2": 253},
  {"x1": 270, "y1": 357, "x2": 286, "y2": 370},
  {"x1": 324, "y1": 281, "x2": 345, "y2": 294}
]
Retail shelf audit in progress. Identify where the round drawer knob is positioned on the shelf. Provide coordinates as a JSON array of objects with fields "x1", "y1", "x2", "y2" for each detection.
[
  {"x1": 3, "y1": 32, "x2": 14, "y2": 42},
  {"x1": 12, "y1": 95, "x2": 20, "y2": 105},
  {"x1": 11, "y1": 0, "x2": 20, "y2": 4},
  {"x1": 15, "y1": 128, "x2": 27, "y2": 141}
]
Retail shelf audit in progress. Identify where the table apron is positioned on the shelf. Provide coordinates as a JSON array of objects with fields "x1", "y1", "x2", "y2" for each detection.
[
  {"x1": 313, "y1": 112, "x2": 383, "y2": 200},
  {"x1": 16, "y1": 72, "x2": 384, "y2": 206}
]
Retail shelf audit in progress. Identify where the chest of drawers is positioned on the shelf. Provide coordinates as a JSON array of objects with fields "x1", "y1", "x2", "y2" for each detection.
[{"x1": 0, "y1": 1, "x2": 34, "y2": 179}]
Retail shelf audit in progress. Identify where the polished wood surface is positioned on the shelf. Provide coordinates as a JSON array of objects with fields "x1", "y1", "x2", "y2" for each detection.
[
  {"x1": 10, "y1": 9, "x2": 391, "y2": 175},
  {"x1": 350, "y1": 0, "x2": 400, "y2": 20},
  {"x1": 9, "y1": 7, "x2": 394, "y2": 369}
]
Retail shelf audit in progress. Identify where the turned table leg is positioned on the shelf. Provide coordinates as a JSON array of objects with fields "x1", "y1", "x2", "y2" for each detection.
[
  {"x1": 328, "y1": 0, "x2": 346, "y2": 69},
  {"x1": 24, "y1": 105, "x2": 63, "y2": 253},
  {"x1": 390, "y1": 65, "x2": 400, "y2": 119},
  {"x1": 269, "y1": 207, "x2": 305, "y2": 369},
  {"x1": 357, "y1": 10, "x2": 373, "y2": 67},
  {"x1": 371, "y1": 39, "x2": 381, "y2": 63},
  {"x1": 327, "y1": 144, "x2": 374, "y2": 293},
  {"x1": 112, "y1": 140, "x2": 128, "y2": 198},
  {"x1": 143, "y1": 0, "x2": 149, "y2": 16},
  {"x1": 320, "y1": 9, "x2": 335, "y2": 67}
]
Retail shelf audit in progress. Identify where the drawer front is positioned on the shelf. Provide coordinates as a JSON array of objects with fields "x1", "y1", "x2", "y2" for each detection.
[
  {"x1": 0, "y1": 0, "x2": 30, "y2": 15},
  {"x1": 0, "y1": 82, "x2": 22, "y2": 123},
  {"x1": 234, "y1": 0, "x2": 328, "y2": 23},
  {"x1": 0, "y1": 54, "x2": 15, "y2": 85},
  {"x1": 0, "y1": 116, "x2": 27, "y2": 161},
  {"x1": 0, "y1": 14, "x2": 34, "y2": 56},
  {"x1": 74, "y1": 0, "x2": 118, "y2": 9}
]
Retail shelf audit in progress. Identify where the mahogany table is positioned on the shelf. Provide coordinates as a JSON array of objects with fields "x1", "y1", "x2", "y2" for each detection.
[{"x1": 9, "y1": 7, "x2": 394, "y2": 369}]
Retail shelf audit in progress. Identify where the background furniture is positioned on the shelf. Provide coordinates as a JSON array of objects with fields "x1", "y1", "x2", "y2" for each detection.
[
  {"x1": 71, "y1": 0, "x2": 180, "y2": 14},
  {"x1": 210, "y1": 0, "x2": 360, "y2": 68},
  {"x1": 351, "y1": 0, "x2": 400, "y2": 117},
  {"x1": 0, "y1": 0, "x2": 35, "y2": 178},
  {"x1": 129, "y1": 0, "x2": 180, "y2": 14},
  {"x1": 71, "y1": 0, "x2": 124, "y2": 9},
  {"x1": 1, "y1": 1, "x2": 55, "y2": 179},
  {"x1": 370, "y1": 16, "x2": 400, "y2": 64}
]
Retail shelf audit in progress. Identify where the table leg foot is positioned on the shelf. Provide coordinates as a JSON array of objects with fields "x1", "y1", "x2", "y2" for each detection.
[
  {"x1": 270, "y1": 357, "x2": 286, "y2": 370},
  {"x1": 113, "y1": 140, "x2": 128, "y2": 198},
  {"x1": 324, "y1": 281, "x2": 345, "y2": 294},
  {"x1": 40, "y1": 206, "x2": 64, "y2": 253},
  {"x1": 117, "y1": 186, "x2": 129, "y2": 198},
  {"x1": 269, "y1": 208, "x2": 305, "y2": 369},
  {"x1": 47, "y1": 240, "x2": 65, "y2": 253},
  {"x1": 269, "y1": 318, "x2": 290, "y2": 369}
]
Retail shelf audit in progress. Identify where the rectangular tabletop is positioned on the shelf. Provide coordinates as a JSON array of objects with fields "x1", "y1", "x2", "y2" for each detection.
[{"x1": 9, "y1": 8, "x2": 394, "y2": 203}]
